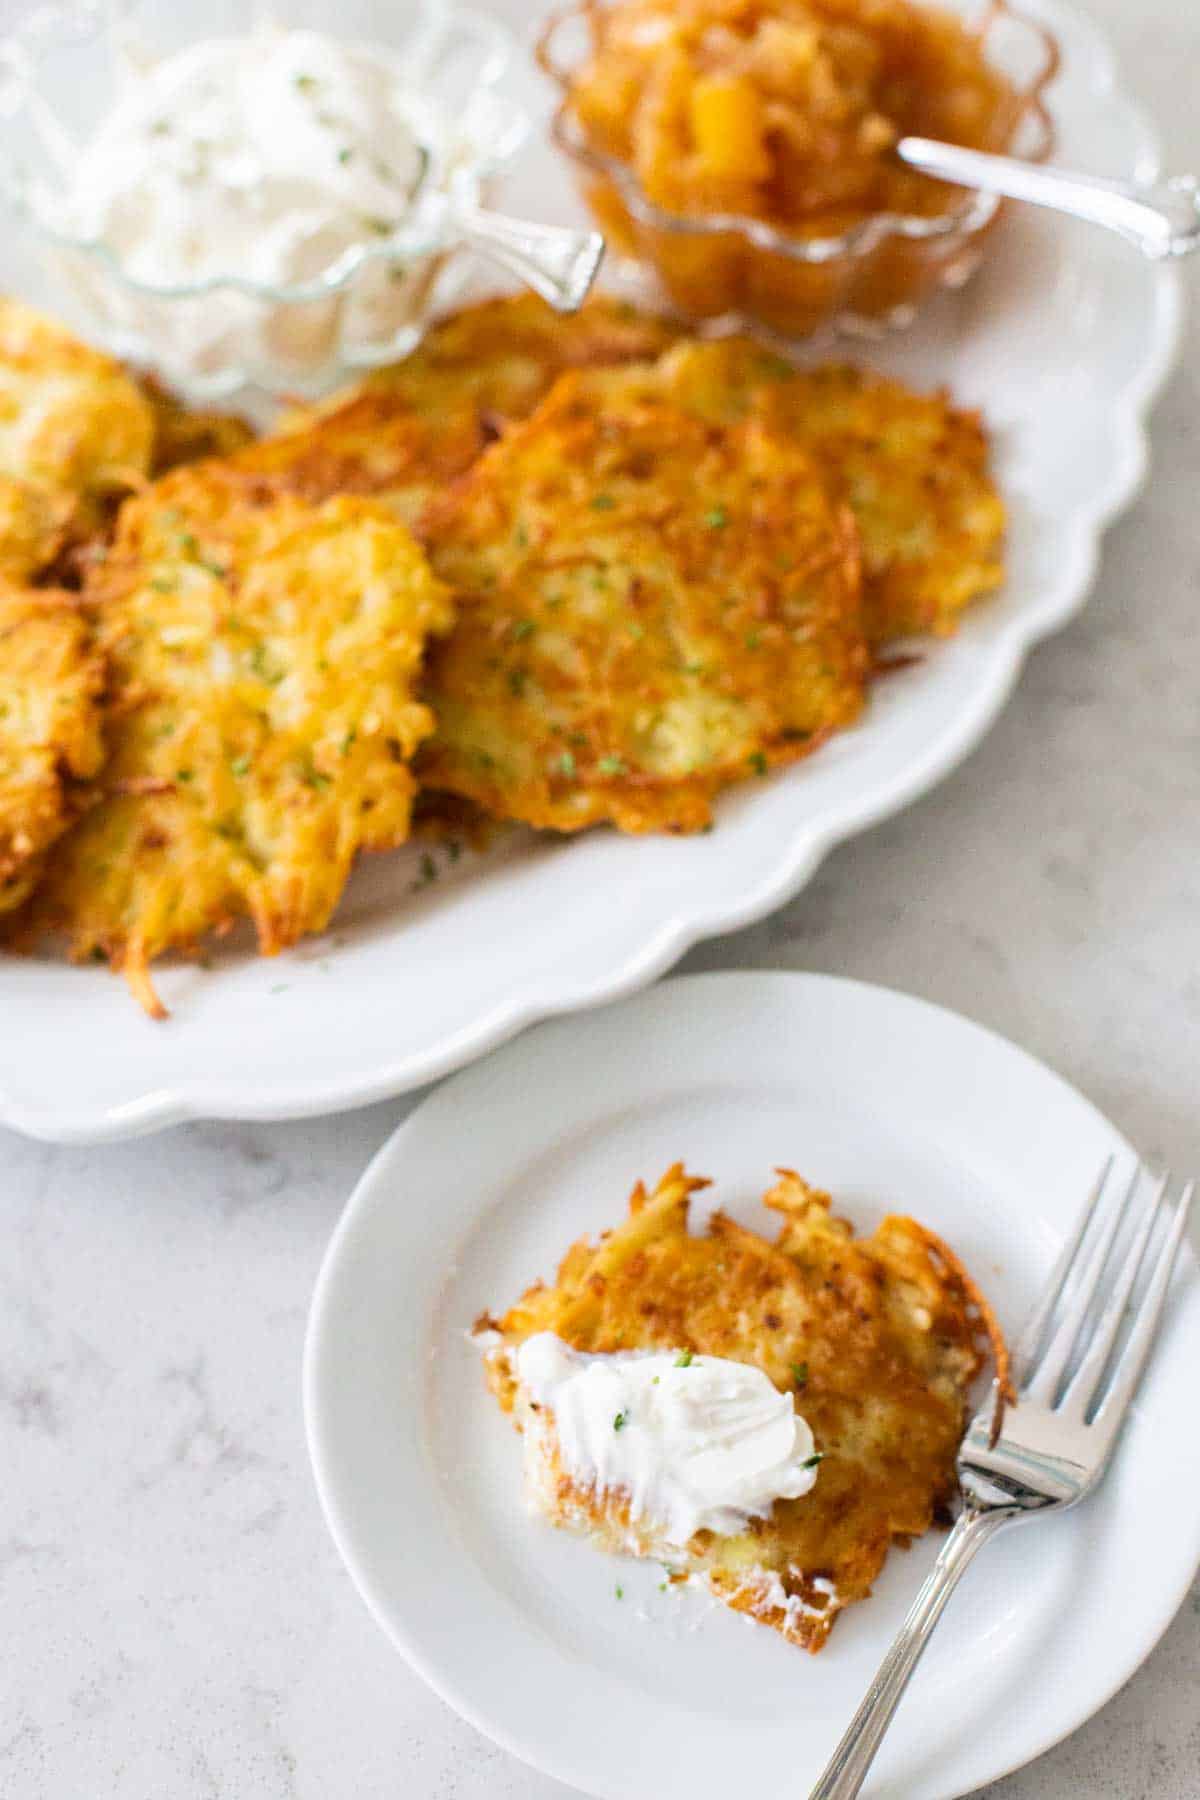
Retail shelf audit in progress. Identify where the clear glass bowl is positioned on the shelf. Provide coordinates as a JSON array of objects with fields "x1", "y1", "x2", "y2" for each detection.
[
  {"x1": 0, "y1": 0, "x2": 528, "y2": 397},
  {"x1": 537, "y1": 0, "x2": 1058, "y2": 341}
]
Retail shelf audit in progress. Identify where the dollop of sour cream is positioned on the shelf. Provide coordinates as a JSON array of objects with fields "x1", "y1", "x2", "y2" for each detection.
[
  {"x1": 48, "y1": 23, "x2": 485, "y2": 385},
  {"x1": 62, "y1": 28, "x2": 425, "y2": 293},
  {"x1": 515, "y1": 1333, "x2": 821, "y2": 1547}
]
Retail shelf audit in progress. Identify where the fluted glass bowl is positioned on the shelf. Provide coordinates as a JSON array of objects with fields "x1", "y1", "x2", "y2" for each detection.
[
  {"x1": 0, "y1": 0, "x2": 528, "y2": 397},
  {"x1": 538, "y1": 0, "x2": 1058, "y2": 341}
]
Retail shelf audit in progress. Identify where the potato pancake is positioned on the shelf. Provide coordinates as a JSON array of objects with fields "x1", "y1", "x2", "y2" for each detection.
[
  {"x1": 235, "y1": 292, "x2": 683, "y2": 526},
  {"x1": 479, "y1": 1163, "x2": 1008, "y2": 1652},
  {"x1": 25, "y1": 463, "x2": 452, "y2": 1014},
  {"x1": 0, "y1": 476, "x2": 72, "y2": 582},
  {"x1": 418, "y1": 375, "x2": 867, "y2": 833},
  {"x1": 0, "y1": 584, "x2": 104, "y2": 914},
  {"x1": 586, "y1": 338, "x2": 1006, "y2": 644},
  {"x1": 140, "y1": 377, "x2": 255, "y2": 476},
  {"x1": 0, "y1": 296, "x2": 155, "y2": 559}
]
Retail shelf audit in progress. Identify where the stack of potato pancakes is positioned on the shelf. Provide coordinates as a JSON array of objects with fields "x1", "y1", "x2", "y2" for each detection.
[{"x1": 0, "y1": 292, "x2": 1003, "y2": 1012}]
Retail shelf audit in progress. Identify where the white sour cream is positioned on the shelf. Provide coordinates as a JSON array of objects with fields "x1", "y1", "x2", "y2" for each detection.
[
  {"x1": 514, "y1": 1333, "x2": 821, "y2": 1547},
  {"x1": 62, "y1": 28, "x2": 425, "y2": 293},
  {"x1": 49, "y1": 23, "x2": 480, "y2": 386}
]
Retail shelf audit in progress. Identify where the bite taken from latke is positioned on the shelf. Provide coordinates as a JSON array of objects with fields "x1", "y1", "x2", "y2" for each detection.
[{"x1": 478, "y1": 1163, "x2": 1008, "y2": 1652}]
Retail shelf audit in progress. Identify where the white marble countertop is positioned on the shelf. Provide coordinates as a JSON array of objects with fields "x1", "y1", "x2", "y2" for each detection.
[{"x1": 3, "y1": 2, "x2": 1198, "y2": 1795}]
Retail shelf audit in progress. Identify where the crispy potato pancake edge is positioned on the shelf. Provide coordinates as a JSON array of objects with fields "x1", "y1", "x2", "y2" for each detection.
[
  {"x1": 0, "y1": 583, "x2": 105, "y2": 915},
  {"x1": 481, "y1": 1161, "x2": 1007, "y2": 1651}
]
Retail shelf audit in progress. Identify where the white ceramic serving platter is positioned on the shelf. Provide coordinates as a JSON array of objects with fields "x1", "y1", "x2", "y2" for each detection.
[
  {"x1": 304, "y1": 971, "x2": 1200, "y2": 1800},
  {"x1": 0, "y1": 0, "x2": 1182, "y2": 1142}
]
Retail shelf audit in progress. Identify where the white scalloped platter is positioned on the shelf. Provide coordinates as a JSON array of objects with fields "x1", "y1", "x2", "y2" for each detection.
[{"x1": 0, "y1": 0, "x2": 1182, "y2": 1142}]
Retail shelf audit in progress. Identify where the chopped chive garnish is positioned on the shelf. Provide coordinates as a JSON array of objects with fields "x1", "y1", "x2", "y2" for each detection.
[
  {"x1": 591, "y1": 493, "x2": 616, "y2": 510},
  {"x1": 597, "y1": 755, "x2": 626, "y2": 776},
  {"x1": 229, "y1": 755, "x2": 251, "y2": 777},
  {"x1": 615, "y1": 1584, "x2": 624, "y2": 1599},
  {"x1": 803, "y1": 1453, "x2": 824, "y2": 1469},
  {"x1": 791, "y1": 1361, "x2": 809, "y2": 1388},
  {"x1": 613, "y1": 1410, "x2": 629, "y2": 1432},
  {"x1": 511, "y1": 619, "x2": 535, "y2": 641},
  {"x1": 748, "y1": 751, "x2": 768, "y2": 777},
  {"x1": 705, "y1": 507, "x2": 727, "y2": 528},
  {"x1": 556, "y1": 750, "x2": 576, "y2": 780},
  {"x1": 674, "y1": 1349, "x2": 694, "y2": 1367}
]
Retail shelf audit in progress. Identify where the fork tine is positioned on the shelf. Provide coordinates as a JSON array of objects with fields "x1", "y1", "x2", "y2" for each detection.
[
  {"x1": 1023, "y1": 1159, "x2": 1140, "y2": 1404},
  {"x1": 1060, "y1": 1169, "x2": 1169, "y2": 1419},
  {"x1": 1093, "y1": 1178, "x2": 1195, "y2": 1431},
  {"x1": 1013, "y1": 1155, "x2": 1115, "y2": 1380}
]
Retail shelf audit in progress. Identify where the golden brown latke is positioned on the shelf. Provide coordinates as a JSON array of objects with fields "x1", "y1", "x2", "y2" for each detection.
[
  {"x1": 139, "y1": 376, "x2": 256, "y2": 476},
  {"x1": 583, "y1": 338, "x2": 1006, "y2": 644},
  {"x1": 418, "y1": 373, "x2": 867, "y2": 833},
  {"x1": 0, "y1": 296, "x2": 155, "y2": 555},
  {"x1": 24, "y1": 462, "x2": 452, "y2": 1014},
  {"x1": 0, "y1": 584, "x2": 105, "y2": 914},
  {"x1": 234, "y1": 292, "x2": 684, "y2": 526},
  {"x1": 0, "y1": 476, "x2": 72, "y2": 582},
  {"x1": 481, "y1": 1163, "x2": 1009, "y2": 1653}
]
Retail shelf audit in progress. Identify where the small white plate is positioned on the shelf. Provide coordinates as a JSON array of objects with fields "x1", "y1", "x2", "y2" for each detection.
[
  {"x1": 0, "y1": 0, "x2": 1183, "y2": 1143},
  {"x1": 304, "y1": 971, "x2": 1200, "y2": 1800}
]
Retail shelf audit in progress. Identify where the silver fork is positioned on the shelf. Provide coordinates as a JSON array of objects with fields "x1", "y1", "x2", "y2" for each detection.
[{"x1": 811, "y1": 1157, "x2": 1196, "y2": 1800}]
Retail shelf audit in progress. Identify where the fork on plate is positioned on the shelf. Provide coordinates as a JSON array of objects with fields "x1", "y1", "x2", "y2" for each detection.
[{"x1": 811, "y1": 1157, "x2": 1196, "y2": 1800}]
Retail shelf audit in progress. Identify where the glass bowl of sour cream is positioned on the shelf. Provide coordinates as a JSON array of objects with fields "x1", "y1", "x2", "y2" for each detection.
[{"x1": 0, "y1": 0, "x2": 585, "y2": 396}]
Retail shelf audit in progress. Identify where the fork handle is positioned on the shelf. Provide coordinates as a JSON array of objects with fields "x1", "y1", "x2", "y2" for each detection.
[{"x1": 809, "y1": 1504, "x2": 1012, "y2": 1799}]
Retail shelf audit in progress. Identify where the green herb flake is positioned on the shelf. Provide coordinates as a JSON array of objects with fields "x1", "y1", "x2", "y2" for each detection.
[
  {"x1": 511, "y1": 619, "x2": 535, "y2": 642},
  {"x1": 613, "y1": 1410, "x2": 629, "y2": 1432},
  {"x1": 674, "y1": 1349, "x2": 694, "y2": 1368},
  {"x1": 337, "y1": 146, "x2": 354, "y2": 166},
  {"x1": 590, "y1": 493, "x2": 617, "y2": 511},
  {"x1": 293, "y1": 72, "x2": 318, "y2": 93},
  {"x1": 556, "y1": 750, "x2": 576, "y2": 780},
  {"x1": 791, "y1": 1361, "x2": 808, "y2": 1388},
  {"x1": 705, "y1": 506, "x2": 728, "y2": 529},
  {"x1": 507, "y1": 668, "x2": 527, "y2": 699},
  {"x1": 174, "y1": 768, "x2": 194, "y2": 783},
  {"x1": 341, "y1": 729, "x2": 357, "y2": 755},
  {"x1": 149, "y1": 576, "x2": 176, "y2": 594},
  {"x1": 802, "y1": 1452, "x2": 824, "y2": 1470},
  {"x1": 744, "y1": 631, "x2": 762, "y2": 651},
  {"x1": 269, "y1": 983, "x2": 290, "y2": 995},
  {"x1": 748, "y1": 750, "x2": 769, "y2": 777},
  {"x1": 597, "y1": 755, "x2": 626, "y2": 777},
  {"x1": 229, "y1": 754, "x2": 251, "y2": 778},
  {"x1": 615, "y1": 1584, "x2": 624, "y2": 1600}
]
